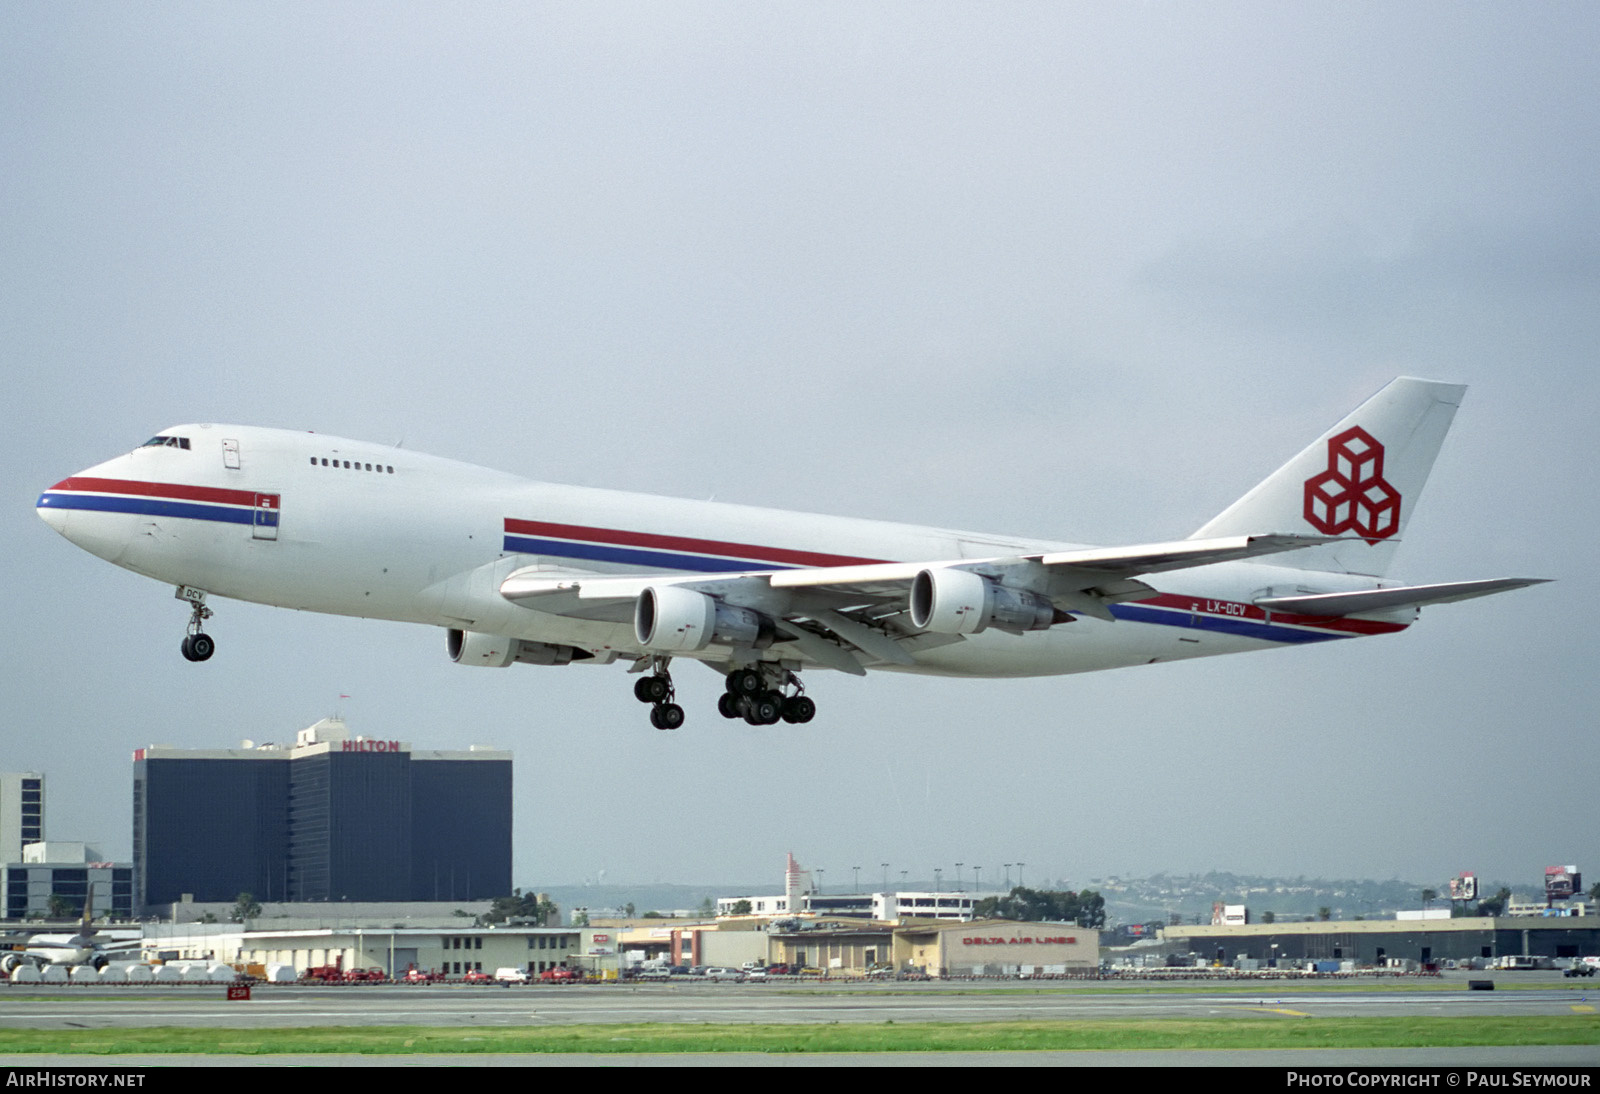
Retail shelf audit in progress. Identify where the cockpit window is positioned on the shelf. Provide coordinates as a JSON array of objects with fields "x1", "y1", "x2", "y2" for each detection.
[{"x1": 141, "y1": 436, "x2": 191, "y2": 450}]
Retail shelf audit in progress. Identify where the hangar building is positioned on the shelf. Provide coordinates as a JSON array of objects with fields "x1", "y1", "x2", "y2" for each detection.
[{"x1": 1159, "y1": 915, "x2": 1600, "y2": 966}]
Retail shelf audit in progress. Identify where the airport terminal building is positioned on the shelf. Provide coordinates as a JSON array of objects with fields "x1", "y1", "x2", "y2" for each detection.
[{"x1": 133, "y1": 718, "x2": 511, "y2": 910}]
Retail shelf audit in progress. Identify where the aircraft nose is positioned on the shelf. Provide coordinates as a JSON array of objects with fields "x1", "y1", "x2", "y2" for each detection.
[
  {"x1": 36, "y1": 477, "x2": 74, "y2": 534},
  {"x1": 36, "y1": 469, "x2": 134, "y2": 563}
]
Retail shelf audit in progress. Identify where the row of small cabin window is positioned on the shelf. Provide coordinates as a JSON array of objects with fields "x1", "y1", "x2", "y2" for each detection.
[{"x1": 311, "y1": 457, "x2": 394, "y2": 473}]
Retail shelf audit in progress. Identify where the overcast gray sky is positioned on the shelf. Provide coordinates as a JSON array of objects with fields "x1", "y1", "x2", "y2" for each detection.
[{"x1": 4, "y1": 2, "x2": 1593, "y2": 899}]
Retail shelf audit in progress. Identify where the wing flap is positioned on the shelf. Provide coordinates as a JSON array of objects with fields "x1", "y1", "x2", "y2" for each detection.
[{"x1": 1032, "y1": 534, "x2": 1334, "y2": 579}]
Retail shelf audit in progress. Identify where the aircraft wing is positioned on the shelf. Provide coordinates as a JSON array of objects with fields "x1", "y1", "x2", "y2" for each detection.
[
  {"x1": 500, "y1": 533, "x2": 1331, "y2": 670},
  {"x1": 1254, "y1": 577, "x2": 1550, "y2": 617}
]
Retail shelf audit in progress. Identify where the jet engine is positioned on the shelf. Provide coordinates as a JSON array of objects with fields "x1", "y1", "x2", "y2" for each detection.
[
  {"x1": 446, "y1": 629, "x2": 587, "y2": 667},
  {"x1": 634, "y1": 586, "x2": 776, "y2": 652},
  {"x1": 909, "y1": 568, "x2": 1057, "y2": 635}
]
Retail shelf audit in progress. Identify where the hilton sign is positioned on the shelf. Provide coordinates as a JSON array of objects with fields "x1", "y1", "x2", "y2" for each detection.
[{"x1": 341, "y1": 739, "x2": 403, "y2": 752}]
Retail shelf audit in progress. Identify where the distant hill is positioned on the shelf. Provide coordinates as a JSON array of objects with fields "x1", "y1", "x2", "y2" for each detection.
[
  {"x1": 1083, "y1": 871, "x2": 1534, "y2": 927},
  {"x1": 528, "y1": 871, "x2": 1540, "y2": 927}
]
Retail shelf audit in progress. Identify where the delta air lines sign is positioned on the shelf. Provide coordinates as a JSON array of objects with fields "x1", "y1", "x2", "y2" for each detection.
[{"x1": 962, "y1": 935, "x2": 1076, "y2": 946}]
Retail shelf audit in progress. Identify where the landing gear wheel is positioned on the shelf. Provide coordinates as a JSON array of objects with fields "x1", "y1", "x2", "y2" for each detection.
[
  {"x1": 650, "y1": 702, "x2": 684, "y2": 730},
  {"x1": 181, "y1": 633, "x2": 215, "y2": 662},
  {"x1": 717, "y1": 693, "x2": 741, "y2": 719},
  {"x1": 744, "y1": 695, "x2": 782, "y2": 726},
  {"x1": 726, "y1": 668, "x2": 764, "y2": 697},
  {"x1": 781, "y1": 696, "x2": 816, "y2": 724},
  {"x1": 634, "y1": 676, "x2": 670, "y2": 703}
]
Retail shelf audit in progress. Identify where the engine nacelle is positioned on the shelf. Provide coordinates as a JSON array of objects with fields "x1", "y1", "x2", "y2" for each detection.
[
  {"x1": 634, "y1": 586, "x2": 775, "y2": 652},
  {"x1": 909, "y1": 568, "x2": 1057, "y2": 635},
  {"x1": 447, "y1": 629, "x2": 585, "y2": 667}
]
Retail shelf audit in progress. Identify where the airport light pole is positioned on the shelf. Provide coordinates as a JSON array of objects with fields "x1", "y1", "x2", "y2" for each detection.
[
  {"x1": 955, "y1": 863, "x2": 963, "y2": 892},
  {"x1": 853, "y1": 866, "x2": 860, "y2": 894}
]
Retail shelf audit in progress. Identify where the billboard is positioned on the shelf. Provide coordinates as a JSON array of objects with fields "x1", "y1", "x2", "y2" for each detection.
[
  {"x1": 1545, "y1": 865, "x2": 1581, "y2": 902},
  {"x1": 1212, "y1": 902, "x2": 1248, "y2": 926}
]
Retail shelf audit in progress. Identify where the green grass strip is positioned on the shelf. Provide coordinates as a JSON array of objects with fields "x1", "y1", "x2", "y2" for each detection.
[{"x1": 1, "y1": 1016, "x2": 1596, "y2": 1055}]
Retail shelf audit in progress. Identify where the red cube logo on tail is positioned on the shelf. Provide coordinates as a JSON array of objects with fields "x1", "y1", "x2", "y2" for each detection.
[{"x1": 1303, "y1": 426, "x2": 1401, "y2": 542}]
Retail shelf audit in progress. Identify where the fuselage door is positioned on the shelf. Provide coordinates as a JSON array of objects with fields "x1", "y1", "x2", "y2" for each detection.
[
  {"x1": 252, "y1": 493, "x2": 280, "y2": 541},
  {"x1": 223, "y1": 439, "x2": 241, "y2": 469}
]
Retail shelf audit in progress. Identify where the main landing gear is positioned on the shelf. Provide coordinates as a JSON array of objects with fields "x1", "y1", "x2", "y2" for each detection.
[
  {"x1": 632, "y1": 658, "x2": 684, "y2": 730},
  {"x1": 719, "y1": 665, "x2": 816, "y2": 726},
  {"x1": 631, "y1": 660, "x2": 818, "y2": 729},
  {"x1": 176, "y1": 586, "x2": 216, "y2": 663}
]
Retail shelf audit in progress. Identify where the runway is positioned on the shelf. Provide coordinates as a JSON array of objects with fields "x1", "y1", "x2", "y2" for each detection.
[{"x1": 1, "y1": 972, "x2": 1596, "y2": 1029}]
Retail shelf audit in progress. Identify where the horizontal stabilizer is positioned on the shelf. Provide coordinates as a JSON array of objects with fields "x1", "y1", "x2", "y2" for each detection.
[{"x1": 1255, "y1": 577, "x2": 1549, "y2": 617}]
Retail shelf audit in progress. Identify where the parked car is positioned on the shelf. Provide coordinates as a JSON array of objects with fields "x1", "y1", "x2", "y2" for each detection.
[
  {"x1": 495, "y1": 967, "x2": 530, "y2": 983},
  {"x1": 539, "y1": 966, "x2": 582, "y2": 983},
  {"x1": 702, "y1": 967, "x2": 745, "y2": 980},
  {"x1": 463, "y1": 968, "x2": 494, "y2": 983}
]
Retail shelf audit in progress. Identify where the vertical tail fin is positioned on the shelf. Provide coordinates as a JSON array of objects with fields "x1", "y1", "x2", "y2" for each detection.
[{"x1": 1191, "y1": 377, "x2": 1467, "y2": 576}]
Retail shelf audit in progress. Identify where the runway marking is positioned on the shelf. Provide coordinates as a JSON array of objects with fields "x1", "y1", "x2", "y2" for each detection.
[
  {"x1": 1238, "y1": 1006, "x2": 1311, "y2": 1017},
  {"x1": 1572, "y1": 1005, "x2": 1595, "y2": 1013}
]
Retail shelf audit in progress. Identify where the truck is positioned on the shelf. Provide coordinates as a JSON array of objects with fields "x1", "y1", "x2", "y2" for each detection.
[{"x1": 301, "y1": 956, "x2": 345, "y2": 982}]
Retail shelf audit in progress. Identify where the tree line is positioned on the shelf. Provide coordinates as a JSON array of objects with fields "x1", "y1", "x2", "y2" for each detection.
[{"x1": 972, "y1": 886, "x2": 1106, "y2": 927}]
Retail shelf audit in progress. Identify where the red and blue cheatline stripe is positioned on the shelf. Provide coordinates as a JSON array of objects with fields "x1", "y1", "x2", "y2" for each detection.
[
  {"x1": 37, "y1": 477, "x2": 279, "y2": 528},
  {"x1": 1107, "y1": 593, "x2": 1407, "y2": 643},
  {"x1": 502, "y1": 518, "x2": 882, "y2": 574}
]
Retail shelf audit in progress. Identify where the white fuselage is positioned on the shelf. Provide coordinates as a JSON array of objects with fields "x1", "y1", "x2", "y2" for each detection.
[{"x1": 37, "y1": 424, "x2": 1405, "y2": 678}]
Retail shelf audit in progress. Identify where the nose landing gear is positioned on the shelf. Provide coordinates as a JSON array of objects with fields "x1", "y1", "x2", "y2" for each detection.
[{"x1": 176, "y1": 586, "x2": 216, "y2": 663}]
